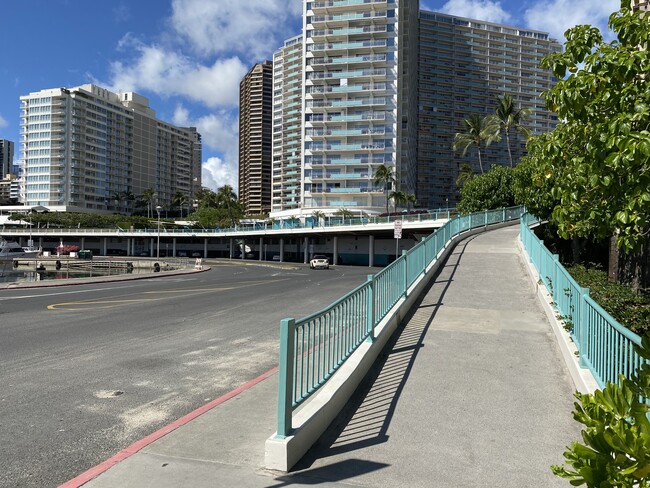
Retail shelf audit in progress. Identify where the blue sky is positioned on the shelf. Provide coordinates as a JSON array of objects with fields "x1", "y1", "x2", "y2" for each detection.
[{"x1": 0, "y1": 0, "x2": 619, "y2": 192}]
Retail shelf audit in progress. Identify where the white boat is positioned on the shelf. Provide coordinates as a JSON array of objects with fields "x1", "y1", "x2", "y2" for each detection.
[{"x1": 0, "y1": 237, "x2": 40, "y2": 261}]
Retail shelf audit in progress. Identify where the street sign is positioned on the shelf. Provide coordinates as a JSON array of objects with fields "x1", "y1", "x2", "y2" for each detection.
[{"x1": 394, "y1": 220, "x2": 402, "y2": 239}]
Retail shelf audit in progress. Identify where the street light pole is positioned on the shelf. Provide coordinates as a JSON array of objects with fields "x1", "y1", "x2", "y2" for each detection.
[{"x1": 156, "y1": 205, "x2": 162, "y2": 259}]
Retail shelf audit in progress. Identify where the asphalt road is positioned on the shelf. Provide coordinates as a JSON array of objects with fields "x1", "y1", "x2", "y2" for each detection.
[{"x1": 0, "y1": 262, "x2": 376, "y2": 488}]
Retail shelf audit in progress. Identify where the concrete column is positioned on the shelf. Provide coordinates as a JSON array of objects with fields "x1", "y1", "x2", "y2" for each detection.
[
  {"x1": 241, "y1": 240, "x2": 245, "y2": 260},
  {"x1": 279, "y1": 238, "x2": 284, "y2": 262},
  {"x1": 172, "y1": 237, "x2": 177, "y2": 257},
  {"x1": 229, "y1": 238, "x2": 234, "y2": 259},
  {"x1": 127, "y1": 238, "x2": 131, "y2": 256},
  {"x1": 259, "y1": 237, "x2": 263, "y2": 261},
  {"x1": 369, "y1": 235, "x2": 375, "y2": 267},
  {"x1": 80, "y1": 237, "x2": 85, "y2": 251},
  {"x1": 39, "y1": 236, "x2": 43, "y2": 251},
  {"x1": 151, "y1": 238, "x2": 154, "y2": 257},
  {"x1": 333, "y1": 236, "x2": 339, "y2": 266},
  {"x1": 204, "y1": 238, "x2": 208, "y2": 258},
  {"x1": 303, "y1": 237, "x2": 309, "y2": 263}
]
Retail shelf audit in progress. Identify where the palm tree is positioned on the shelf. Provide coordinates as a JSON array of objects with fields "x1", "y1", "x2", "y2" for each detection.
[
  {"x1": 111, "y1": 191, "x2": 122, "y2": 212},
  {"x1": 389, "y1": 190, "x2": 407, "y2": 213},
  {"x1": 373, "y1": 164, "x2": 395, "y2": 213},
  {"x1": 216, "y1": 185, "x2": 238, "y2": 227},
  {"x1": 195, "y1": 188, "x2": 218, "y2": 208},
  {"x1": 172, "y1": 191, "x2": 189, "y2": 218},
  {"x1": 122, "y1": 190, "x2": 135, "y2": 214},
  {"x1": 406, "y1": 193, "x2": 417, "y2": 211},
  {"x1": 453, "y1": 114, "x2": 500, "y2": 174},
  {"x1": 141, "y1": 188, "x2": 156, "y2": 218},
  {"x1": 493, "y1": 93, "x2": 532, "y2": 168},
  {"x1": 311, "y1": 210, "x2": 325, "y2": 227},
  {"x1": 334, "y1": 207, "x2": 354, "y2": 223},
  {"x1": 456, "y1": 163, "x2": 474, "y2": 188}
]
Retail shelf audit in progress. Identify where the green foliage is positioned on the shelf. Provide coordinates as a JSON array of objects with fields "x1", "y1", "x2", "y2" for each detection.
[
  {"x1": 567, "y1": 264, "x2": 650, "y2": 335},
  {"x1": 9, "y1": 212, "x2": 154, "y2": 229},
  {"x1": 457, "y1": 165, "x2": 514, "y2": 213},
  {"x1": 512, "y1": 141, "x2": 559, "y2": 221},
  {"x1": 552, "y1": 336, "x2": 650, "y2": 487},
  {"x1": 527, "y1": 5, "x2": 650, "y2": 254},
  {"x1": 186, "y1": 206, "x2": 233, "y2": 229},
  {"x1": 334, "y1": 207, "x2": 354, "y2": 218},
  {"x1": 190, "y1": 185, "x2": 242, "y2": 226}
]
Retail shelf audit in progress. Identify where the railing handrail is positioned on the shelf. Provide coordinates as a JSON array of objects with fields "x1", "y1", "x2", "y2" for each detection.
[
  {"x1": 519, "y1": 212, "x2": 642, "y2": 389},
  {"x1": 275, "y1": 206, "x2": 524, "y2": 437}
]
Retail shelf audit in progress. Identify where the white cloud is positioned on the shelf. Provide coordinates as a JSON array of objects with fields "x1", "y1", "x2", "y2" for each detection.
[
  {"x1": 436, "y1": 0, "x2": 511, "y2": 24},
  {"x1": 170, "y1": 0, "x2": 302, "y2": 59},
  {"x1": 524, "y1": 0, "x2": 619, "y2": 42},
  {"x1": 0, "y1": 114, "x2": 7, "y2": 129},
  {"x1": 202, "y1": 156, "x2": 238, "y2": 192},
  {"x1": 105, "y1": 36, "x2": 247, "y2": 108}
]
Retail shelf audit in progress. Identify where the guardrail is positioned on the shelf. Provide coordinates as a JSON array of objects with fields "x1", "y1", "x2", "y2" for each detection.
[
  {"x1": 0, "y1": 209, "x2": 457, "y2": 236},
  {"x1": 519, "y1": 213, "x2": 643, "y2": 389},
  {"x1": 275, "y1": 206, "x2": 524, "y2": 437}
]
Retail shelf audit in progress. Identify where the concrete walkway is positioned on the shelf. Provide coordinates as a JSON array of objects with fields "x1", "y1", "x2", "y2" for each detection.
[{"x1": 81, "y1": 226, "x2": 581, "y2": 487}]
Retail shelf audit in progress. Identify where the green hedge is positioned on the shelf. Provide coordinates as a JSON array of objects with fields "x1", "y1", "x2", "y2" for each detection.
[{"x1": 567, "y1": 264, "x2": 650, "y2": 336}]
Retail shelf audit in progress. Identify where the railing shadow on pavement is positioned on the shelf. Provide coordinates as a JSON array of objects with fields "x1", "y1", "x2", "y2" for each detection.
[
  {"x1": 284, "y1": 236, "x2": 475, "y2": 477},
  {"x1": 266, "y1": 459, "x2": 390, "y2": 487}
]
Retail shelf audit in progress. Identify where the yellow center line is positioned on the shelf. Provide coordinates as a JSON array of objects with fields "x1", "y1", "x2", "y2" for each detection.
[{"x1": 47, "y1": 278, "x2": 289, "y2": 311}]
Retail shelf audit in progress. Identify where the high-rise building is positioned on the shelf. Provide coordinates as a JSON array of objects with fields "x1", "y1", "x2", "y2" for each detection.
[
  {"x1": 239, "y1": 61, "x2": 273, "y2": 215},
  {"x1": 268, "y1": 1, "x2": 561, "y2": 216},
  {"x1": 417, "y1": 12, "x2": 561, "y2": 209},
  {"x1": 299, "y1": 0, "x2": 419, "y2": 215},
  {"x1": 19, "y1": 84, "x2": 201, "y2": 213},
  {"x1": 272, "y1": 35, "x2": 304, "y2": 215},
  {"x1": 0, "y1": 139, "x2": 14, "y2": 180}
]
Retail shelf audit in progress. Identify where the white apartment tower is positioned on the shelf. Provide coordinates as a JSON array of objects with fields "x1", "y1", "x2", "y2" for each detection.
[
  {"x1": 272, "y1": 35, "x2": 304, "y2": 214},
  {"x1": 276, "y1": 0, "x2": 419, "y2": 216},
  {"x1": 20, "y1": 84, "x2": 201, "y2": 213},
  {"x1": 269, "y1": 1, "x2": 562, "y2": 216}
]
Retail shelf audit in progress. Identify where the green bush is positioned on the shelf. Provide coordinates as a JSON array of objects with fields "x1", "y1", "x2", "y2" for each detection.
[
  {"x1": 552, "y1": 336, "x2": 650, "y2": 486},
  {"x1": 567, "y1": 264, "x2": 650, "y2": 336}
]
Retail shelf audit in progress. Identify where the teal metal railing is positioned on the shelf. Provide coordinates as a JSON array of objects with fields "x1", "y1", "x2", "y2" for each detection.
[
  {"x1": 519, "y1": 213, "x2": 643, "y2": 389},
  {"x1": 276, "y1": 206, "x2": 524, "y2": 437}
]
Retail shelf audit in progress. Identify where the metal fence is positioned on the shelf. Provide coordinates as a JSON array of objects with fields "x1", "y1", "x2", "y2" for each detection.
[
  {"x1": 519, "y1": 213, "x2": 643, "y2": 389},
  {"x1": 276, "y1": 206, "x2": 524, "y2": 437}
]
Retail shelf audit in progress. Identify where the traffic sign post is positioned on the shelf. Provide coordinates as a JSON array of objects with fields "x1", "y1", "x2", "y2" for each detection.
[{"x1": 394, "y1": 220, "x2": 402, "y2": 258}]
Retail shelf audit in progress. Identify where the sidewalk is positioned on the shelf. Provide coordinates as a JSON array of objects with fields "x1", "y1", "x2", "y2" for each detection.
[{"x1": 80, "y1": 226, "x2": 581, "y2": 487}]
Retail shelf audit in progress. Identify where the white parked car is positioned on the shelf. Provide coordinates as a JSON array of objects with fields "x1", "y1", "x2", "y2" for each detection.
[{"x1": 310, "y1": 255, "x2": 330, "y2": 269}]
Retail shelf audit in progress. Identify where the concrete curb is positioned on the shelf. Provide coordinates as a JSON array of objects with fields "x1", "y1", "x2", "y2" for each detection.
[
  {"x1": 516, "y1": 238, "x2": 599, "y2": 395},
  {"x1": 0, "y1": 266, "x2": 210, "y2": 290}
]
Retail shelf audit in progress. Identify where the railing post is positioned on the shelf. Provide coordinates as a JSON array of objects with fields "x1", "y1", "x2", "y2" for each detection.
[
  {"x1": 402, "y1": 249, "x2": 408, "y2": 298},
  {"x1": 578, "y1": 288, "x2": 590, "y2": 368},
  {"x1": 276, "y1": 318, "x2": 295, "y2": 438},
  {"x1": 366, "y1": 274, "x2": 375, "y2": 343},
  {"x1": 422, "y1": 236, "x2": 427, "y2": 273}
]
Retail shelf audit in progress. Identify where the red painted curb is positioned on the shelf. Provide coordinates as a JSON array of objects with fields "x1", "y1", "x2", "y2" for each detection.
[{"x1": 59, "y1": 366, "x2": 278, "y2": 488}]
